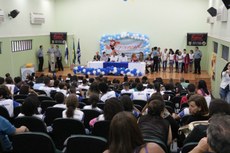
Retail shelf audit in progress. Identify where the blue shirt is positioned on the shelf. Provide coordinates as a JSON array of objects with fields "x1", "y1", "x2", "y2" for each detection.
[{"x1": 0, "y1": 116, "x2": 16, "y2": 151}]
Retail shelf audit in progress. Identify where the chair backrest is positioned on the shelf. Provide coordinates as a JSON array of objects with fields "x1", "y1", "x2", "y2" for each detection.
[
  {"x1": 40, "y1": 100, "x2": 57, "y2": 114},
  {"x1": 52, "y1": 118, "x2": 86, "y2": 150},
  {"x1": 181, "y1": 142, "x2": 198, "y2": 153},
  {"x1": 13, "y1": 94, "x2": 28, "y2": 101},
  {"x1": 44, "y1": 107, "x2": 65, "y2": 126},
  {"x1": 92, "y1": 120, "x2": 110, "y2": 140},
  {"x1": 81, "y1": 109, "x2": 102, "y2": 130},
  {"x1": 12, "y1": 132, "x2": 59, "y2": 153},
  {"x1": 132, "y1": 100, "x2": 147, "y2": 109},
  {"x1": 38, "y1": 95, "x2": 53, "y2": 103},
  {"x1": 64, "y1": 135, "x2": 107, "y2": 153},
  {"x1": 14, "y1": 116, "x2": 47, "y2": 133},
  {"x1": 0, "y1": 105, "x2": 10, "y2": 121}
]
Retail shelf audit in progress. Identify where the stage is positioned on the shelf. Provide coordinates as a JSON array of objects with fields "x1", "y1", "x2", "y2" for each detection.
[{"x1": 35, "y1": 67, "x2": 212, "y2": 90}]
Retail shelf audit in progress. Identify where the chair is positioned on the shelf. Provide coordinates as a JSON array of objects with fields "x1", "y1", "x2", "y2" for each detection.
[
  {"x1": 78, "y1": 102, "x2": 86, "y2": 109},
  {"x1": 14, "y1": 116, "x2": 47, "y2": 133},
  {"x1": 0, "y1": 105, "x2": 10, "y2": 121},
  {"x1": 81, "y1": 109, "x2": 102, "y2": 130},
  {"x1": 34, "y1": 89, "x2": 47, "y2": 96},
  {"x1": 12, "y1": 132, "x2": 62, "y2": 153},
  {"x1": 92, "y1": 120, "x2": 110, "y2": 140},
  {"x1": 38, "y1": 95, "x2": 53, "y2": 103},
  {"x1": 40, "y1": 100, "x2": 57, "y2": 114},
  {"x1": 181, "y1": 142, "x2": 198, "y2": 153},
  {"x1": 44, "y1": 107, "x2": 65, "y2": 126},
  {"x1": 64, "y1": 135, "x2": 107, "y2": 153},
  {"x1": 97, "y1": 102, "x2": 105, "y2": 110},
  {"x1": 52, "y1": 118, "x2": 86, "y2": 150},
  {"x1": 13, "y1": 94, "x2": 28, "y2": 101},
  {"x1": 133, "y1": 100, "x2": 147, "y2": 109},
  {"x1": 144, "y1": 138, "x2": 168, "y2": 153}
]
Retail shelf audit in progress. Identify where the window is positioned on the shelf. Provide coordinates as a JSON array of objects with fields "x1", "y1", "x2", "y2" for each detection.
[
  {"x1": 11, "y1": 40, "x2": 32, "y2": 52},
  {"x1": 213, "y1": 41, "x2": 218, "y2": 53},
  {"x1": 222, "y1": 45, "x2": 229, "y2": 61}
]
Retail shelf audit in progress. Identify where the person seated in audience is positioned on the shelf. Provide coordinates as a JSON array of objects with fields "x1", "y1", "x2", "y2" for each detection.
[
  {"x1": 89, "y1": 97, "x2": 123, "y2": 127},
  {"x1": 196, "y1": 80, "x2": 211, "y2": 107},
  {"x1": 83, "y1": 94, "x2": 103, "y2": 112},
  {"x1": 138, "y1": 99, "x2": 172, "y2": 146},
  {"x1": 131, "y1": 83, "x2": 148, "y2": 101},
  {"x1": 131, "y1": 53, "x2": 138, "y2": 62},
  {"x1": 118, "y1": 53, "x2": 128, "y2": 62},
  {"x1": 173, "y1": 94, "x2": 209, "y2": 125},
  {"x1": 184, "y1": 98, "x2": 230, "y2": 145},
  {"x1": 93, "y1": 51, "x2": 101, "y2": 61},
  {"x1": 101, "y1": 51, "x2": 109, "y2": 62},
  {"x1": 62, "y1": 94, "x2": 84, "y2": 121},
  {"x1": 0, "y1": 86, "x2": 15, "y2": 117},
  {"x1": 189, "y1": 114, "x2": 230, "y2": 153},
  {"x1": 139, "y1": 52, "x2": 144, "y2": 62},
  {"x1": 99, "y1": 82, "x2": 116, "y2": 102},
  {"x1": 18, "y1": 96, "x2": 43, "y2": 119},
  {"x1": 5, "y1": 76, "x2": 19, "y2": 95},
  {"x1": 38, "y1": 77, "x2": 54, "y2": 96},
  {"x1": 103, "y1": 111, "x2": 165, "y2": 153},
  {"x1": 120, "y1": 95, "x2": 140, "y2": 118},
  {"x1": 53, "y1": 92, "x2": 66, "y2": 108},
  {"x1": 0, "y1": 116, "x2": 29, "y2": 152},
  {"x1": 120, "y1": 82, "x2": 134, "y2": 95},
  {"x1": 109, "y1": 51, "x2": 118, "y2": 62}
]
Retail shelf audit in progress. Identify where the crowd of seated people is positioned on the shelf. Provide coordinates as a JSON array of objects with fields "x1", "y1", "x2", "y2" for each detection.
[{"x1": 0, "y1": 72, "x2": 230, "y2": 153}]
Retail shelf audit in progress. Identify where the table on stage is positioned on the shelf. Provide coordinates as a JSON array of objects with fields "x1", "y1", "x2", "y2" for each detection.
[{"x1": 87, "y1": 61, "x2": 146, "y2": 75}]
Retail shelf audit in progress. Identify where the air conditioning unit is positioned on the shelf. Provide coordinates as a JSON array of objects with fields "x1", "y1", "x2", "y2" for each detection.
[
  {"x1": 216, "y1": 5, "x2": 228, "y2": 22},
  {"x1": 30, "y1": 12, "x2": 45, "y2": 25},
  {"x1": 0, "y1": 10, "x2": 4, "y2": 23}
]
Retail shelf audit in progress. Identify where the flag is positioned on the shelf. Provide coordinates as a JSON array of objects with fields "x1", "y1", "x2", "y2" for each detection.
[
  {"x1": 77, "y1": 39, "x2": 81, "y2": 65},
  {"x1": 72, "y1": 39, "x2": 76, "y2": 64},
  {"x1": 64, "y1": 41, "x2": 69, "y2": 64}
]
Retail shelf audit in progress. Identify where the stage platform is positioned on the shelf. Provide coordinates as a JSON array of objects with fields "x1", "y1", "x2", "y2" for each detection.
[{"x1": 35, "y1": 67, "x2": 212, "y2": 90}]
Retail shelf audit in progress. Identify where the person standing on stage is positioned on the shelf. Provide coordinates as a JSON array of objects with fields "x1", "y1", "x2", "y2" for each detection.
[
  {"x1": 37, "y1": 45, "x2": 44, "y2": 72},
  {"x1": 194, "y1": 46, "x2": 202, "y2": 74},
  {"x1": 93, "y1": 51, "x2": 101, "y2": 61},
  {"x1": 55, "y1": 45, "x2": 64, "y2": 71},
  {"x1": 47, "y1": 44, "x2": 56, "y2": 72}
]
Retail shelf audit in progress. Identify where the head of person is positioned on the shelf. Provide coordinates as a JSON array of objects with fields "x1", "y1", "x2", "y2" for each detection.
[
  {"x1": 88, "y1": 94, "x2": 99, "y2": 108},
  {"x1": 147, "y1": 99, "x2": 165, "y2": 117},
  {"x1": 54, "y1": 92, "x2": 65, "y2": 104},
  {"x1": 188, "y1": 94, "x2": 209, "y2": 116},
  {"x1": 207, "y1": 114, "x2": 230, "y2": 153},
  {"x1": 120, "y1": 95, "x2": 133, "y2": 112},
  {"x1": 104, "y1": 97, "x2": 123, "y2": 121},
  {"x1": 21, "y1": 97, "x2": 39, "y2": 116},
  {"x1": 209, "y1": 99, "x2": 230, "y2": 116},
  {"x1": 108, "y1": 111, "x2": 144, "y2": 153},
  {"x1": 65, "y1": 94, "x2": 79, "y2": 118}
]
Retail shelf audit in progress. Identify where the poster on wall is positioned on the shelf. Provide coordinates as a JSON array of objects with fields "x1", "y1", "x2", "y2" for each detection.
[
  {"x1": 50, "y1": 32, "x2": 67, "y2": 44},
  {"x1": 100, "y1": 32, "x2": 150, "y2": 59},
  {"x1": 187, "y1": 33, "x2": 208, "y2": 46},
  {"x1": 211, "y1": 53, "x2": 216, "y2": 80}
]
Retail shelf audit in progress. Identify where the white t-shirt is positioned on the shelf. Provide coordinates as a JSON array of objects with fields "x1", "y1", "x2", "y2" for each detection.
[
  {"x1": 100, "y1": 91, "x2": 116, "y2": 102},
  {"x1": 0, "y1": 99, "x2": 14, "y2": 117},
  {"x1": 62, "y1": 109, "x2": 84, "y2": 121}
]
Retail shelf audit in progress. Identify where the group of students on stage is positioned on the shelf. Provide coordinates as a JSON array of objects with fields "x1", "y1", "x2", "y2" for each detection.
[{"x1": 93, "y1": 46, "x2": 202, "y2": 74}]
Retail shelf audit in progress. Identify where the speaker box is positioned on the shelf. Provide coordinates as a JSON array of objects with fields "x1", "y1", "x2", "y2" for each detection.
[
  {"x1": 207, "y1": 7, "x2": 217, "y2": 17},
  {"x1": 222, "y1": 0, "x2": 230, "y2": 9}
]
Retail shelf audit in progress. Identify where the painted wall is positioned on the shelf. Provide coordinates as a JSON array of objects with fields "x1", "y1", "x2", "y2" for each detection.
[{"x1": 54, "y1": 0, "x2": 209, "y2": 65}]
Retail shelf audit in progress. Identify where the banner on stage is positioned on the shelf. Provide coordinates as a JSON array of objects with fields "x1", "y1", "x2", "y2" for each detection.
[
  {"x1": 187, "y1": 33, "x2": 207, "y2": 46},
  {"x1": 100, "y1": 32, "x2": 150, "y2": 57}
]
